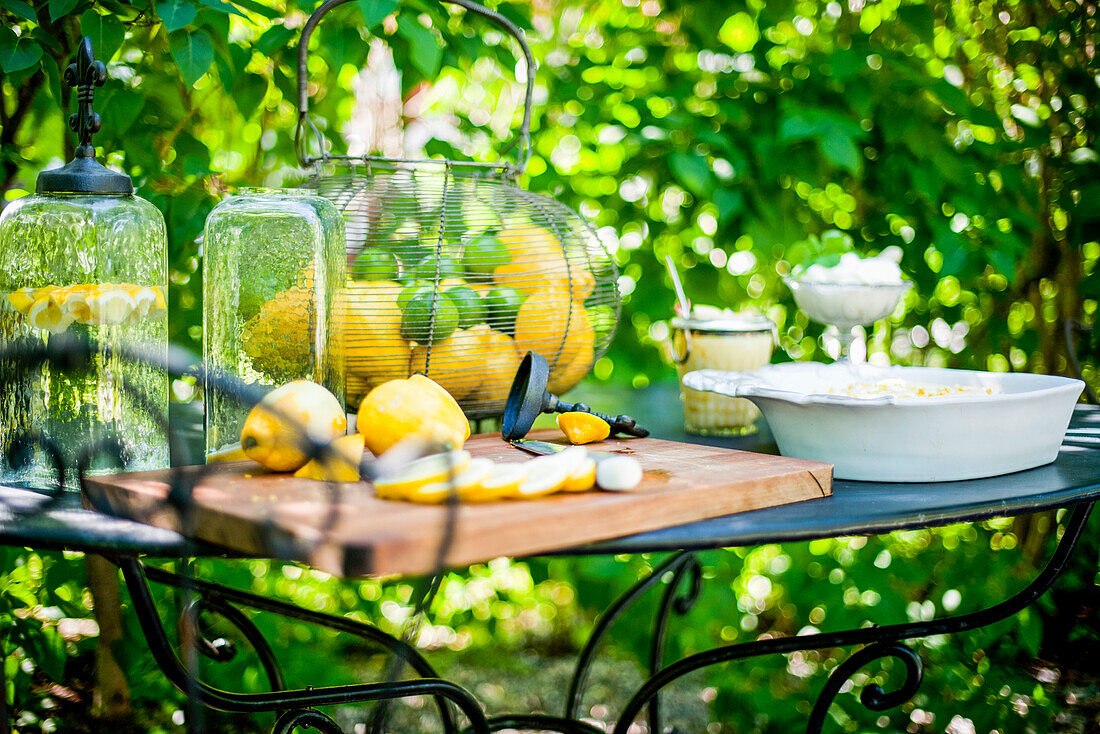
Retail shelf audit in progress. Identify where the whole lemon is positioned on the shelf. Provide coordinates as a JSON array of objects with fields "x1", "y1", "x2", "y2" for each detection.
[
  {"x1": 469, "y1": 326, "x2": 523, "y2": 405},
  {"x1": 357, "y1": 374, "x2": 470, "y2": 455},
  {"x1": 240, "y1": 380, "x2": 347, "y2": 472}
]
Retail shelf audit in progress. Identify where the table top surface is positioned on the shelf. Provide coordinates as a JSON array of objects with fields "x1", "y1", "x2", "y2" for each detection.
[
  {"x1": 2, "y1": 386, "x2": 1100, "y2": 564},
  {"x1": 572, "y1": 385, "x2": 1100, "y2": 554}
]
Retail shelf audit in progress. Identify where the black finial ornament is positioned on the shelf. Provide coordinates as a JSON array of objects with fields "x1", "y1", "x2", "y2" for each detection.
[
  {"x1": 36, "y1": 37, "x2": 133, "y2": 195},
  {"x1": 66, "y1": 37, "x2": 107, "y2": 159}
]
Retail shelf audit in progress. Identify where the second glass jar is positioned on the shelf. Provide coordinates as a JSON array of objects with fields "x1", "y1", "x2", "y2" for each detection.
[{"x1": 202, "y1": 188, "x2": 346, "y2": 457}]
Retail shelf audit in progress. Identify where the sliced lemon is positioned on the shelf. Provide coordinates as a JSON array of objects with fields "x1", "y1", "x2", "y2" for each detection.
[
  {"x1": 63, "y1": 289, "x2": 94, "y2": 323},
  {"x1": 130, "y1": 286, "x2": 161, "y2": 318},
  {"x1": 405, "y1": 457, "x2": 495, "y2": 504},
  {"x1": 6, "y1": 287, "x2": 39, "y2": 314},
  {"x1": 373, "y1": 450, "x2": 472, "y2": 499},
  {"x1": 87, "y1": 287, "x2": 137, "y2": 325},
  {"x1": 27, "y1": 296, "x2": 75, "y2": 333},
  {"x1": 515, "y1": 447, "x2": 588, "y2": 499},
  {"x1": 294, "y1": 434, "x2": 366, "y2": 482},
  {"x1": 562, "y1": 456, "x2": 597, "y2": 492},
  {"x1": 462, "y1": 462, "x2": 528, "y2": 502}
]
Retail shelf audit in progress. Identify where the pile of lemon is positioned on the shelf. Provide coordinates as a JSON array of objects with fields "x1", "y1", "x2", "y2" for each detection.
[
  {"x1": 232, "y1": 374, "x2": 632, "y2": 504},
  {"x1": 242, "y1": 225, "x2": 598, "y2": 410},
  {"x1": 5, "y1": 283, "x2": 167, "y2": 333}
]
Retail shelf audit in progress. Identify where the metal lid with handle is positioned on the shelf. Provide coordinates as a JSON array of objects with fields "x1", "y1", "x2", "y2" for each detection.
[{"x1": 502, "y1": 352, "x2": 649, "y2": 441}]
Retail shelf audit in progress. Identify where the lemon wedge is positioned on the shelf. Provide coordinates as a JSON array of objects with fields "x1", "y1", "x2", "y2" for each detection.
[
  {"x1": 206, "y1": 444, "x2": 251, "y2": 464},
  {"x1": 515, "y1": 447, "x2": 588, "y2": 498},
  {"x1": 562, "y1": 456, "x2": 597, "y2": 492},
  {"x1": 151, "y1": 285, "x2": 167, "y2": 312},
  {"x1": 294, "y1": 434, "x2": 366, "y2": 482},
  {"x1": 405, "y1": 457, "x2": 495, "y2": 504},
  {"x1": 374, "y1": 450, "x2": 472, "y2": 500},
  {"x1": 87, "y1": 287, "x2": 137, "y2": 325},
  {"x1": 27, "y1": 296, "x2": 75, "y2": 333},
  {"x1": 6, "y1": 287, "x2": 39, "y2": 315},
  {"x1": 462, "y1": 462, "x2": 528, "y2": 502}
]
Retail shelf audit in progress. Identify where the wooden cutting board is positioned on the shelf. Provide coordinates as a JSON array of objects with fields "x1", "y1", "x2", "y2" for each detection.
[{"x1": 84, "y1": 431, "x2": 831, "y2": 577}]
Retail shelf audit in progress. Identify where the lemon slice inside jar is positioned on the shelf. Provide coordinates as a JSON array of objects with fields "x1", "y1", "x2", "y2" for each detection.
[{"x1": 86, "y1": 286, "x2": 137, "y2": 325}]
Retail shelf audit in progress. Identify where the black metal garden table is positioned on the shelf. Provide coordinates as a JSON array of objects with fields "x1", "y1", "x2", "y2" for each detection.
[{"x1": 1, "y1": 390, "x2": 1098, "y2": 733}]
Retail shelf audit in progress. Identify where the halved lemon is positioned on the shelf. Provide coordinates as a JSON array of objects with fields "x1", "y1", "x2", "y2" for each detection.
[
  {"x1": 515, "y1": 447, "x2": 588, "y2": 499},
  {"x1": 460, "y1": 461, "x2": 528, "y2": 502},
  {"x1": 373, "y1": 450, "x2": 472, "y2": 499},
  {"x1": 562, "y1": 456, "x2": 597, "y2": 492},
  {"x1": 405, "y1": 457, "x2": 495, "y2": 504}
]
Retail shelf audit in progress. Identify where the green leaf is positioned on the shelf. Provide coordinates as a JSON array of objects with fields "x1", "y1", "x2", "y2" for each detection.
[
  {"x1": 897, "y1": 4, "x2": 934, "y2": 41},
  {"x1": 820, "y1": 135, "x2": 861, "y2": 173},
  {"x1": 396, "y1": 15, "x2": 441, "y2": 78},
  {"x1": 986, "y1": 246, "x2": 1016, "y2": 283},
  {"x1": 199, "y1": 0, "x2": 247, "y2": 18},
  {"x1": 714, "y1": 189, "x2": 744, "y2": 225},
  {"x1": 169, "y1": 29, "x2": 214, "y2": 86},
  {"x1": 48, "y1": 0, "x2": 78, "y2": 21},
  {"x1": 778, "y1": 114, "x2": 824, "y2": 142},
  {"x1": 229, "y1": 0, "x2": 278, "y2": 18},
  {"x1": 0, "y1": 27, "x2": 41, "y2": 73},
  {"x1": 81, "y1": 9, "x2": 125, "y2": 62},
  {"x1": 669, "y1": 152, "x2": 715, "y2": 196},
  {"x1": 42, "y1": 53, "x2": 62, "y2": 104},
  {"x1": 231, "y1": 72, "x2": 266, "y2": 118},
  {"x1": 256, "y1": 24, "x2": 294, "y2": 55},
  {"x1": 157, "y1": 0, "x2": 197, "y2": 31},
  {"x1": 97, "y1": 86, "x2": 144, "y2": 135},
  {"x1": 0, "y1": 0, "x2": 37, "y2": 21},
  {"x1": 358, "y1": 0, "x2": 397, "y2": 29}
]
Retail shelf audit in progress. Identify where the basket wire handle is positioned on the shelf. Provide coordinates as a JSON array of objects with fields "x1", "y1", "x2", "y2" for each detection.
[{"x1": 296, "y1": 0, "x2": 536, "y2": 172}]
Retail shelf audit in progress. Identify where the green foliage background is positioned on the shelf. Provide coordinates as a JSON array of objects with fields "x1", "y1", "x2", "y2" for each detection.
[{"x1": 2, "y1": 0, "x2": 1100, "y2": 730}]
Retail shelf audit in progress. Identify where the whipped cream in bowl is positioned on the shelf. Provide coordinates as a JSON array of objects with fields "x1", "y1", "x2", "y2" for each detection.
[{"x1": 785, "y1": 247, "x2": 911, "y2": 330}]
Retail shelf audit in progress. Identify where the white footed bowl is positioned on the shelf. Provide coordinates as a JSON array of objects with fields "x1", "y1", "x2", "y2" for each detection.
[{"x1": 683, "y1": 362, "x2": 1084, "y2": 482}]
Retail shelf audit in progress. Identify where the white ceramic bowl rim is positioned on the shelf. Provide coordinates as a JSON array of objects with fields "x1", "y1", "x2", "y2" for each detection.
[
  {"x1": 783, "y1": 277, "x2": 914, "y2": 291},
  {"x1": 683, "y1": 363, "x2": 1085, "y2": 408}
]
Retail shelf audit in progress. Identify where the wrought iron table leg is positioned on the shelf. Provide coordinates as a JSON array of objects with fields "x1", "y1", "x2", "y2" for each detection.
[
  {"x1": 607, "y1": 502, "x2": 1094, "y2": 733},
  {"x1": 115, "y1": 556, "x2": 490, "y2": 734},
  {"x1": 565, "y1": 551, "x2": 697, "y2": 721},
  {"x1": 647, "y1": 554, "x2": 702, "y2": 734}
]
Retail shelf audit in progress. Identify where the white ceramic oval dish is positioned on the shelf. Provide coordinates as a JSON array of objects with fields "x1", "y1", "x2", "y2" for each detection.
[{"x1": 683, "y1": 362, "x2": 1085, "y2": 482}]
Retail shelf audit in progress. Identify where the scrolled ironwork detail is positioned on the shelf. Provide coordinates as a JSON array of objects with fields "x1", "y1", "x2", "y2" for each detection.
[
  {"x1": 272, "y1": 708, "x2": 344, "y2": 733},
  {"x1": 181, "y1": 596, "x2": 286, "y2": 692},
  {"x1": 806, "y1": 642, "x2": 922, "y2": 733}
]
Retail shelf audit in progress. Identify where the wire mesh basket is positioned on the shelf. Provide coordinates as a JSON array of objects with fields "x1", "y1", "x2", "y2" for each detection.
[{"x1": 296, "y1": 0, "x2": 620, "y2": 418}]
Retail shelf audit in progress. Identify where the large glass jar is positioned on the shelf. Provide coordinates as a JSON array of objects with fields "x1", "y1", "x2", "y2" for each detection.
[
  {"x1": 203, "y1": 188, "x2": 346, "y2": 458},
  {"x1": 0, "y1": 191, "x2": 169, "y2": 488}
]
